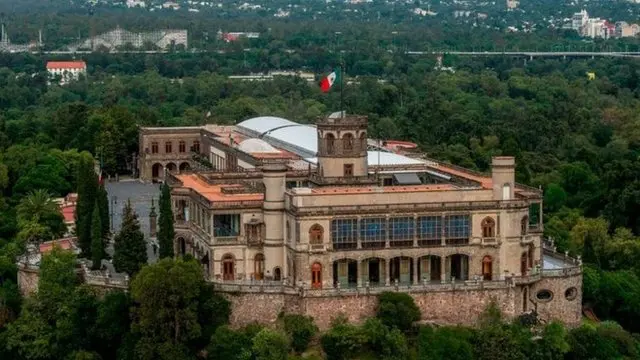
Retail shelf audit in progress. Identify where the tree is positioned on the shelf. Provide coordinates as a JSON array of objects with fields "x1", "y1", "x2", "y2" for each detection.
[
  {"x1": 97, "y1": 183, "x2": 110, "y2": 239},
  {"x1": 252, "y1": 328, "x2": 290, "y2": 360},
  {"x1": 130, "y1": 258, "x2": 207, "y2": 360},
  {"x1": 90, "y1": 201, "x2": 104, "y2": 270},
  {"x1": 207, "y1": 326, "x2": 253, "y2": 360},
  {"x1": 113, "y1": 200, "x2": 147, "y2": 276},
  {"x1": 15, "y1": 189, "x2": 66, "y2": 241},
  {"x1": 282, "y1": 314, "x2": 318, "y2": 354},
  {"x1": 320, "y1": 318, "x2": 367, "y2": 360},
  {"x1": 157, "y1": 183, "x2": 175, "y2": 259},
  {"x1": 76, "y1": 153, "x2": 98, "y2": 256},
  {"x1": 375, "y1": 292, "x2": 421, "y2": 332}
]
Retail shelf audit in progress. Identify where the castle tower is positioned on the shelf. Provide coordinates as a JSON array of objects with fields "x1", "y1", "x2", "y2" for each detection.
[
  {"x1": 491, "y1": 156, "x2": 515, "y2": 201},
  {"x1": 261, "y1": 162, "x2": 287, "y2": 280},
  {"x1": 316, "y1": 113, "x2": 369, "y2": 179}
]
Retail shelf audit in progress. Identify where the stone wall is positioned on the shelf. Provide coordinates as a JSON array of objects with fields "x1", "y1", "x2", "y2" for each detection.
[
  {"x1": 17, "y1": 266, "x2": 39, "y2": 297},
  {"x1": 222, "y1": 273, "x2": 581, "y2": 331}
]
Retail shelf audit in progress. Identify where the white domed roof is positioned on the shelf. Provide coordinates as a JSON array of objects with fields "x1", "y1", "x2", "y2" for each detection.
[{"x1": 237, "y1": 138, "x2": 280, "y2": 154}]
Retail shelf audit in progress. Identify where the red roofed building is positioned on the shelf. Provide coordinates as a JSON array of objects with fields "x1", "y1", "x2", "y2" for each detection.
[
  {"x1": 46, "y1": 60, "x2": 87, "y2": 85},
  {"x1": 55, "y1": 193, "x2": 77, "y2": 235}
]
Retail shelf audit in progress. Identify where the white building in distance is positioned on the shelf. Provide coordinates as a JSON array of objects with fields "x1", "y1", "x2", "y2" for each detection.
[{"x1": 46, "y1": 61, "x2": 87, "y2": 86}]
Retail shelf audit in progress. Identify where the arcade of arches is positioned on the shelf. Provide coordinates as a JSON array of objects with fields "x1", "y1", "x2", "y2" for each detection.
[
  {"x1": 151, "y1": 161, "x2": 191, "y2": 179},
  {"x1": 330, "y1": 254, "x2": 478, "y2": 288}
]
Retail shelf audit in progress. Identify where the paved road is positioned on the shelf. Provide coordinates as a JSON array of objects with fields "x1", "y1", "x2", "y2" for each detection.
[{"x1": 105, "y1": 180, "x2": 161, "y2": 263}]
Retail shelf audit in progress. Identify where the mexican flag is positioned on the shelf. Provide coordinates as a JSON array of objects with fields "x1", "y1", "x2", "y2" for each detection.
[{"x1": 320, "y1": 68, "x2": 340, "y2": 93}]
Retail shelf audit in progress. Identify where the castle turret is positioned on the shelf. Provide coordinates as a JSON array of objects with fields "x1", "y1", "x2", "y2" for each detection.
[
  {"x1": 316, "y1": 113, "x2": 369, "y2": 179},
  {"x1": 262, "y1": 162, "x2": 287, "y2": 280}
]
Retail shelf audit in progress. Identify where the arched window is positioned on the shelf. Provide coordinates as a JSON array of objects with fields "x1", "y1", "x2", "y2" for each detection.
[
  {"x1": 179, "y1": 140, "x2": 186, "y2": 153},
  {"x1": 222, "y1": 254, "x2": 234, "y2": 281},
  {"x1": 521, "y1": 216, "x2": 529, "y2": 236},
  {"x1": 482, "y1": 256, "x2": 492, "y2": 281},
  {"x1": 254, "y1": 254, "x2": 265, "y2": 280},
  {"x1": 343, "y1": 133, "x2": 354, "y2": 151},
  {"x1": 192, "y1": 140, "x2": 200, "y2": 153},
  {"x1": 151, "y1": 142, "x2": 159, "y2": 154},
  {"x1": 273, "y1": 267, "x2": 281, "y2": 281},
  {"x1": 326, "y1": 134, "x2": 335, "y2": 155},
  {"x1": 309, "y1": 224, "x2": 324, "y2": 244},
  {"x1": 311, "y1": 262, "x2": 322, "y2": 289},
  {"x1": 481, "y1": 217, "x2": 496, "y2": 238},
  {"x1": 165, "y1": 141, "x2": 172, "y2": 153}
]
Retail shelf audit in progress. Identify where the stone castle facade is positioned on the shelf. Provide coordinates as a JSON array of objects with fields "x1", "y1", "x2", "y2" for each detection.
[{"x1": 138, "y1": 114, "x2": 582, "y2": 329}]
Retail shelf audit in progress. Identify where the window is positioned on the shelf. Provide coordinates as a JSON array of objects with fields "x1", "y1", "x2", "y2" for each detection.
[
  {"x1": 536, "y1": 290, "x2": 553, "y2": 302},
  {"x1": 482, "y1": 256, "x2": 493, "y2": 281},
  {"x1": 343, "y1": 133, "x2": 354, "y2": 151},
  {"x1": 389, "y1": 217, "x2": 414, "y2": 247},
  {"x1": 222, "y1": 254, "x2": 234, "y2": 281},
  {"x1": 344, "y1": 164, "x2": 354, "y2": 177},
  {"x1": 311, "y1": 263, "x2": 322, "y2": 289},
  {"x1": 481, "y1": 217, "x2": 496, "y2": 238},
  {"x1": 254, "y1": 254, "x2": 265, "y2": 280},
  {"x1": 286, "y1": 221, "x2": 291, "y2": 242},
  {"x1": 417, "y1": 216, "x2": 441, "y2": 246},
  {"x1": 444, "y1": 215, "x2": 470, "y2": 245},
  {"x1": 331, "y1": 218, "x2": 358, "y2": 250},
  {"x1": 503, "y1": 183, "x2": 511, "y2": 200},
  {"x1": 309, "y1": 224, "x2": 324, "y2": 244},
  {"x1": 326, "y1": 133, "x2": 335, "y2": 154},
  {"x1": 565, "y1": 287, "x2": 578, "y2": 301},
  {"x1": 359, "y1": 217, "x2": 386, "y2": 248},
  {"x1": 214, "y1": 214, "x2": 240, "y2": 237},
  {"x1": 521, "y1": 216, "x2": 529, "y2": 235},
  {"x1": 165, "y1": 141, "x2": 172, "y2": 153},
  {"x1": 179, "y1": 140, "x2": 186, "y2": 153},
  {"x1": 192, "y1": 140, "x2": 200, "y2": 153},
  {"x1": 151, "y1": 142, "x2": 159, "y2": 154}
]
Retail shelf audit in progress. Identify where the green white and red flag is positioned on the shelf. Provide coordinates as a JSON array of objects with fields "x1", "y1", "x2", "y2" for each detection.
[{"x1": 320, "y1": 68, "x2": 340, "y2": 92}]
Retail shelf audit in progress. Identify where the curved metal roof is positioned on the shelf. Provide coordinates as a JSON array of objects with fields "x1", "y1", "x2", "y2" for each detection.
[
  {"x1": 264, "y1": 125, "x2": 318, "y2": 158},
  {"x1": 237, "y1": 138, "x2": 280, "y2": 153},
  {"x1": 236, "y1": 116, "x2": 297, "y2": 136},
  {"x1": 305, "y1": 151, "x2": 425, "y2": 167}
]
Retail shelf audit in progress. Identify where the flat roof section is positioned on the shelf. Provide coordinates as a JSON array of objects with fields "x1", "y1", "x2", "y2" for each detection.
[{"x1": 175, "y1": 174, "x2": 264, "y2": 202}]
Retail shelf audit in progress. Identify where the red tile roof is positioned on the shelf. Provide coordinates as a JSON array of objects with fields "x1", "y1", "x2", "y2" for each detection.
[
  {"x1": 46, "y1": 61, "x2": 87, "y2": 70},
  {"x1": 61, "y1": 205, "x2": 76, "y2": 223},
  {"x1": 39, "y1": 237, "x2": 76, "y2": 253}
]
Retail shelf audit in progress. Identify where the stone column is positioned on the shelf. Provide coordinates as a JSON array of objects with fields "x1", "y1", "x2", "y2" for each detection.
[
  {"x1": 441, "y1": 215, "x2": 446, "y2": 246},
  {"x1": 413, "y1": 258, "x2": 419, "y2": 285},
  {"x1": 385, "y1": 260, "x2": 390, "y2": 286},
  {"x1": 357, "y1": 260, "x2": 362, "y2": 287},
  {"x1": 440, "y1": 256, "x2": 446, "y2": 283}
]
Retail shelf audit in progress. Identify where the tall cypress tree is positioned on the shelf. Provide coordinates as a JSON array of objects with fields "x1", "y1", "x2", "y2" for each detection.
[
  {"x1": 158, "y1": 183, "x2": 175, "y2": 259},
  {"x1": 113, "y1": 200, "x2": 148, "y2": 276},
  {"x1": 90, "y1": 200, "x2": 104, "y2": 270},
  {"x1": 97, "y1": 183, "x2": 110, "y2": 239},
  {"x1": 76, "y1": 153, "x2": 98, "y2": 256}
]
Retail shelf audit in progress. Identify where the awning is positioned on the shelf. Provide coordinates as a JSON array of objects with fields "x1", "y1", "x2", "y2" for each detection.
[{"x1": 393, "y1": 173, "x2": 422, "y2": 185}]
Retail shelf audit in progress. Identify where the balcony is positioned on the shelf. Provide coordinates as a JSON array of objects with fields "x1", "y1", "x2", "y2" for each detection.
[{"x1": 214, "y1": 236, "x2": 241, "y2": 245}]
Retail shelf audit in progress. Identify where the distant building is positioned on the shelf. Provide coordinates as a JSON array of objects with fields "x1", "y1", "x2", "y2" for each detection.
[
  {"x1": 572, "y1": 10, "x2": 589, "y2": 34},
  {"x1": 506, "y1": 0, "x2": 519, "y2": 10},
  {"x1": 46, "y1": 61, "x2": 87, "y2": 85},
  {"x1": 218, "y1": 30, "x2": 260, "y2": 42},
  {"x1": 69, "y1": 27, "x2": 188, "y2": 52},
  {"x1": 615, "y1": 21, "x2": 640, "y2": 38}
]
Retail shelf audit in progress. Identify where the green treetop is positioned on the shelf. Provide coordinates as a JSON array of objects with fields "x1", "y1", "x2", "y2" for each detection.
[
  {"x1": 76, "y1": 153, "x2": 98, "y2": 256},
  {"x1": 113, "y1": 200, "x2": 148, "y2": 276},
  {"x1": 158, "y1": 183, "x2": 174, "y2": 259},
  {"x1": 97, "y1": 183, "x2": 110, "y2": 240}
]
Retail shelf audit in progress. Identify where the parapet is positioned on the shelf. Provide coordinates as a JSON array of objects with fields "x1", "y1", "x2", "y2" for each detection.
[{"x1": 491, "y1": 156, "x2": 515, "y2": 168}]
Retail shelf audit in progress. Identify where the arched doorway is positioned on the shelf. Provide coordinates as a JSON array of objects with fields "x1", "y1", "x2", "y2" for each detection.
[
  {"x1": 178, "y1": 237, "x2": 186, "y2": 256},
  {"x1": 166, "y1": 162, "x2": 177, "y2": 174},
  {"x1": 389, "y1": 257, "x2": 413, "y2": 285},
  {"x1": 311, "y1": 263, "x2": 322, "y2": 289},
  {"x1": 448, "y1": 254, "x2": 469, "y2": 281},
  {"x1": 362, "y1": 258, "x2": 385, "y2": 286},
  {"x1": 179, "y1": 162, "x2": 190, "y2": 173},
  {"x1": 222, "y1": 254, "x2": 234, "y2": 281},
  {"x1": 254, "y1": 254, "x2": 265, "y2": 280},
  {"x1": 333, "y1": 259, "x2": 357, "y2": 287},
  {"x1": 152, "y1": 163, "x2": 163, "y2": 179},
  {"x1": 273, "y1": 267, "x2": 281, "y2": 281},
  {"x1": 482, "y1": 256, "x2": 493, "y2": 281}
]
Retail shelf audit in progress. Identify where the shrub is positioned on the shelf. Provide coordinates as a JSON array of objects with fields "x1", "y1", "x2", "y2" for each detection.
[
  {"x1": 282, "y1": 314, "x2": 318, "y2": 353},
  {"x1": 207, "y1": 325, "x2": 253, "y2": 360},
  {"x1": 417, "y1": 325, "x2": 474, "y2": 360},
  {"x1": 252, "y1": 328, "x2": 290, "y2": 360},
  {"x1": 361, "y1": 318, "x2": 409, "y2": 360},
  {"x1": 321, "y1": 321, "x2": 367, "y2": 360},
  {"x1": 375, "y1": 292, "x2": 421, "y2": 332}
]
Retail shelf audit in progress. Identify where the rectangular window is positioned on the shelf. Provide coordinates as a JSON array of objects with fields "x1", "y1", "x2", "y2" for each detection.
[
  {"x1": 360, "y1": 217, "x2": 386, "y2": 249},
  {"x1": 417, "y1": 216, "x2": 441, "y2": 247},
  {"x1": 151, "y1": 142, "x2": 158, "y2": 154},
  {"x1": 389, "y1": 217, "x2": 414, "y2": 247},
  {"x1": 165, "y1": 142, "x2": 172, "y2": 153},
  {"x1": 344, "y1": 164, "x2": 353, "y2": 177},
  {"x1": 331, "y1": 218, "x2": 358, "y2": 250},
  {"x1": 214, "y1": 214, "x2": 240, "y2": 237},
  {"x1": 444, "y1": 215, "x2": 470, "y2": 245},
  {"x1": 179, "y1": 141, "x2": 186, "y2": 153}
]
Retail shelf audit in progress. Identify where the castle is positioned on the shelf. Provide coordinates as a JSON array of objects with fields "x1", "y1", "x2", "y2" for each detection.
[{"x1": 138, "y1": 113, "x2": 582, "y2": 329}]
